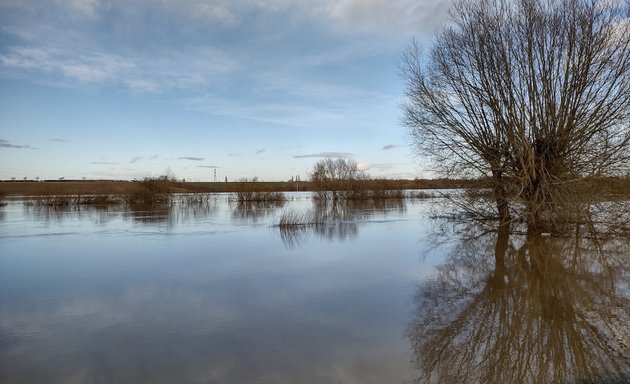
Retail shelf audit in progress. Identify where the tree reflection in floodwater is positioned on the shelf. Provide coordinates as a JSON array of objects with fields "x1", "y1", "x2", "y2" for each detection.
[
  {"x1": 20, "y1": 194, "x2": 220, "y2": 227},
  {"x1": 278, "y1": 199, "x2": 406, "y2": 249},
  {"x1": 126, "y1": 194, "x2": 219, "y2": 226},
  {"x1": 231, "y1": 200, "x2": 286, "y2": 223},
  {"x1": 409, "y1": 226, "x2": 630, "y2": 383},
  {"x1": 24, "y1": 202, "x2": 123, "y2": 226}
]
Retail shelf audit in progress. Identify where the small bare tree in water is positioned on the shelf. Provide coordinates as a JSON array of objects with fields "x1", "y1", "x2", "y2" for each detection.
[
  {"x1": 310, "y1": 158, "x2": 367, "y2": 199},
  {"x1": 401, "y1": 0, "x2": 630, "y2": 231}
]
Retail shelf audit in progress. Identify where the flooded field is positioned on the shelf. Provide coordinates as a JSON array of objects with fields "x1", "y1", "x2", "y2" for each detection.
[{"x1": 1, "y1": 193, "x2": 629, "y2": 383}]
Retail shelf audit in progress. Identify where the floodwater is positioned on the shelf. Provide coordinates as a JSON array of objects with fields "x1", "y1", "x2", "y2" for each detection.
[{"x1": 0, "y1": 193, "x2": 629, "y2": 383}]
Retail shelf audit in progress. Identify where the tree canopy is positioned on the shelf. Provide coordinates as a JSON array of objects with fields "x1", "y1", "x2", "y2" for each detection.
[{"x1": 401, "y1": 0, "x2": 630, "y2": 230}]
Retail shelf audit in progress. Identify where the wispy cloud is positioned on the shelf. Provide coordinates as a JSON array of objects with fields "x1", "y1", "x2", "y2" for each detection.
[
  {"x1": 255, "y1": 148, "x2": 266, "y2": 155},
  {"x1": 130, "y1": 156, "x2": 142, "y2": 164},
  {"x1": 50, "y1": 138, "x2": 70, "y2": 143},
  {"x1": 196, "y1": 165, "x2": 221, "y2": 169},
  {"x1": 178, "y1": 156, "x2": 205, "y2": 161},
  {"x1": 0, "y1": 41, "x2": 237, "y2": 93},
  {"x1": 90, "y1": 161, "x2": 119, "y2": 165},
  {"x1": 64, "y1": 0, "x2": 103, "y2": 19},
  {"x1": 357, "y1": 162, "x2": 407, "y2": 171},
  {"x1": 0, "y1": 139, "x2": 36, "y2": 149},
  {"x1": 293, "y1": 152, "x2": 354, "y2": 159},
  {"x1": 327, "y1": 0, "x2": 450, "y2": 36},
  {"x1": 382, "y1": 144, "x2": 401, "y2": 150}
]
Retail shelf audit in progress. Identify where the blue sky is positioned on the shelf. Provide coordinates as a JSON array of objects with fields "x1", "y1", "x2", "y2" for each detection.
[{"x1": 0, "y1": 0, "x2": 450, "y2": 181}]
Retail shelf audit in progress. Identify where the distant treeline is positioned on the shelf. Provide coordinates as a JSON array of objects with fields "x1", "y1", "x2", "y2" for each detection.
[{"x1": 1, "y1": 177, "x2": 628, "y2": 196}]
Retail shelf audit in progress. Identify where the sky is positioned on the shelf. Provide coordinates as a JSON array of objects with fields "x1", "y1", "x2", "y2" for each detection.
[{"x1": 0, "y1": 0, "x2": 451, "y2": 182}]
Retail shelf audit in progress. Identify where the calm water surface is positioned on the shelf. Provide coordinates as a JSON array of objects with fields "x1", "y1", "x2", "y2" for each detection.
[{"x1": 1, "y1": 193, "x2": 629, "y2": 383}]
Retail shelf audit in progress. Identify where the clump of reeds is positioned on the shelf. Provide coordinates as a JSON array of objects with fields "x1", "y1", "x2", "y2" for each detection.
[
  {"x1": 278, "y1": 210, "x2": 309, "y2": 227},
  {"x1": 235, "y1": 190, "x2": 287, "y2": 202},
  {"x1": 368, "y1": 189, "x2": 408, "y2": 199},
  {"x1": 25, "y1": 194, "x2": 76, "y2": 207},
  {"x1": 23, "y1": 194, "x2": 124, "y2": 208},
  {"x1": 464, "y1": 188, "x2": 493, "y2": 200},
  {"x1": 277, "y1": 209, "x2": 324, "y2": 227},
  {"x1": 313, "y1": 188, "x2": 436, "y2": 201},
  {"x1": 77, "y1": 194, "x2": 123, "y2": 206},
  {"x1": 408, "y1": 190, "x2": 434, "y2": 199},
  {"x1": 175, "y1": 193, "x2": 214, "y2": 206},
  {"x1": 276, "y1": 209, "x2": 326, "y2": 249}
]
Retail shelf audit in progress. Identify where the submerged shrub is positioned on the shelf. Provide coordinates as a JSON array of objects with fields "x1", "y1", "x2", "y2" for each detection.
[
  {"x1": 124, "y1": 177, "x2": 173, "y2": 206},
  {"x1": 232, "y1": 178, "x2": 287, "y2": 202}
]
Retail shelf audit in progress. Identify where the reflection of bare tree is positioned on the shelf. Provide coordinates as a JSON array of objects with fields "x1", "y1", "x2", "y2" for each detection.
[
  {"x1": 169, "y1": 194, "x2": 219, "y2": 224},
  {"x1": 409, "y1": 228, "x2": 630, "y2": 384},
  {"x1": 231, "y1": 200, "x2": 286, "y2": 223},
  {"x1": 125, "y1": 204, "x2": 172, "y2": 225},
  {"x1": 278, "y1": 199, "x2": 406, "y2": 248},
  {"x1": 126, "y1": 196, "x2": 219, "y2": 226},
  {"x1": 22, "y1": 195, "x2": 220, "y2": 227},
  {"x1": 24, "y1": 203, "x2": 121, "y2": 225}
]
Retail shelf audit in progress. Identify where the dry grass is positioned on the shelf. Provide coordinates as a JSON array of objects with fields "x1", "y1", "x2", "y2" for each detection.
[
  {"x1": 276, "y1": 209, "x2": 326, "y2": 249},
  {"x1": 277, "y1": 210, "x2": 322, "y2": 227}
]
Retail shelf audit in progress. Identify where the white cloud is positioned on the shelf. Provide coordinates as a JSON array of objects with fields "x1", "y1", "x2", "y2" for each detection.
[
  {"x1": 360, "y1": 162, "x2": 406, "y2": 171},
  {"x1": 0, "y1": 46, "x2": 49, "y2": 69},
  {"x1": 356, "y1": 161, "x2": 371, "y2": 170},
  {"x1": 188, "y1": 1, "x2": 239, "y2": 26},
  {"x1": 62, "y1": 0, "x2": 102, "y2": 19},
  {"x1": 293, "y1": 152, "x2": 354, "y2": 159},
  {"x1": 1, "y1": 43, "x2": 238, "y2": 91},
  {"x1": 124, "y1": 78, "x2": 160, "y2": 94},
  {"x1": 0, "y1": 46, "x2": 133, "y2": 83},
  {"x1": 327, "y1": 0, "x2": 450, "y2": 36}
]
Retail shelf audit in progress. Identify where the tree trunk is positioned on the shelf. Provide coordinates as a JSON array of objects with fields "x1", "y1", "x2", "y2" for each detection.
[{"x1": 491, "y1": 169, "x2": 511, "y2": 226}]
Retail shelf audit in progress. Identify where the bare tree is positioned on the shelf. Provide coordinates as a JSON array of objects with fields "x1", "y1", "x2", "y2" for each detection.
[
  {"x1": 310, "y1": 158, "x2": 368, "y2": 199},
  {"x1": 401, "y1": 0, "x2": 630, "y2": 231}
]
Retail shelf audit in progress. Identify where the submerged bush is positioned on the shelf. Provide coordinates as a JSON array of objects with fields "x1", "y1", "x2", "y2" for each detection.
[
  {"x1": 124, "y1": 177, "x2": 173, "y2": 206},
  {"x1": 232, "y1": 178, "x2": 287, "y2": 202}
]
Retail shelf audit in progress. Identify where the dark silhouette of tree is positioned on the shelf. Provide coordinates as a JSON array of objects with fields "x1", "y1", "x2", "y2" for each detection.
[{"x1": 401, "y1": 0, "x2": 630, "y2": 231}]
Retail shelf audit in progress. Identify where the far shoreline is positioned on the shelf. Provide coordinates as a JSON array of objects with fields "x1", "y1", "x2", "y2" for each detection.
[
  {"x1": 0, "y1": 179, "x2": 476, "y2": 196},
  {"x1": 2, "y1": 177, "x2": 628, "y2": 198}
]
